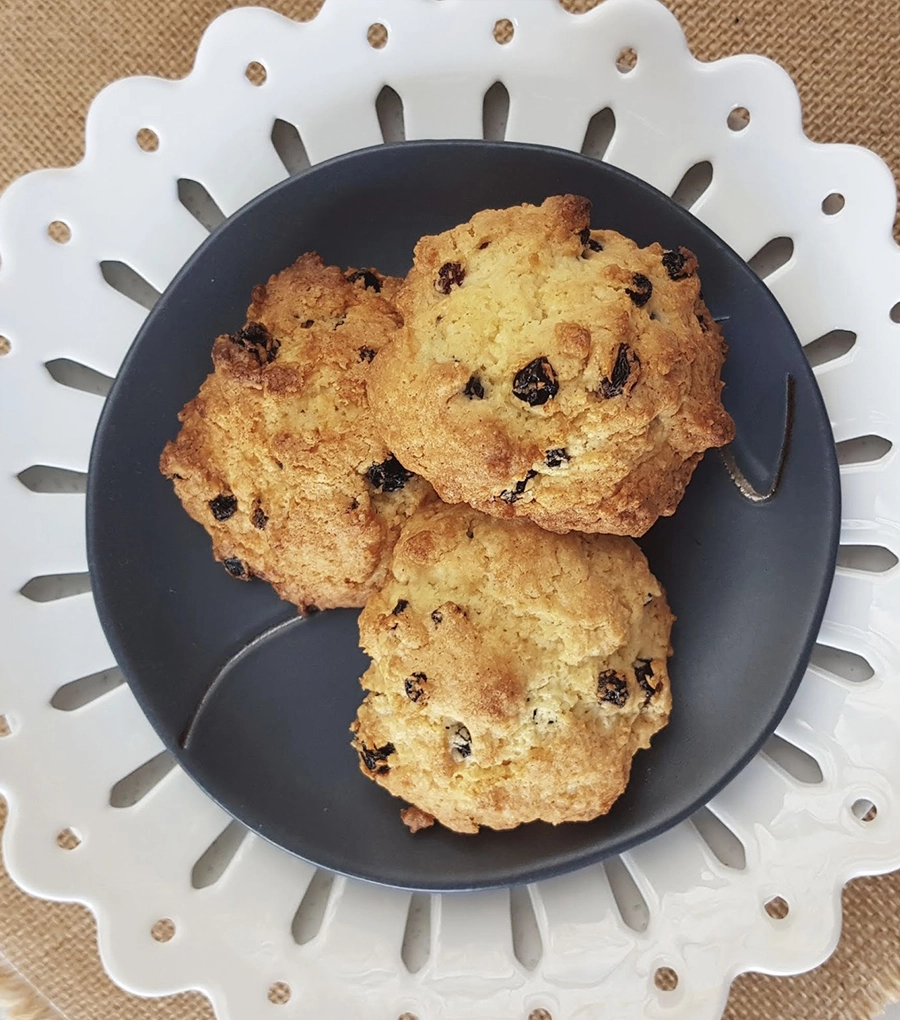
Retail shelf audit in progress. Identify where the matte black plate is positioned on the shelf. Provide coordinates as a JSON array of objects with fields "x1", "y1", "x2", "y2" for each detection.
[{"x1": 87, "y1": 141, "x2": 840, "y2": 891}]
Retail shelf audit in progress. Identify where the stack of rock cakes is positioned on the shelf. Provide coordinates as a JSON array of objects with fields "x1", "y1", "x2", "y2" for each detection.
[{"x1": 161, "y1": 195, "x2": 734, "y2": 833}]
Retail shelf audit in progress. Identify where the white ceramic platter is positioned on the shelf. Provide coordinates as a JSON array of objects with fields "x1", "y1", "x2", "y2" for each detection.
[{"x1": 1, "y1": 1, "x2": 900, "y2": 1017}]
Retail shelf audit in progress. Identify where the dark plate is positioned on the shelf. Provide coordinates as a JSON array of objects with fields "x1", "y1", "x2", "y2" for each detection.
[{"x1": 87, "y1": 141, "x2": 840, "y2": 891}]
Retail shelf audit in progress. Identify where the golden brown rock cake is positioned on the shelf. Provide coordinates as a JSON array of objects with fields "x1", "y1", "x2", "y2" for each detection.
[
  {"x1": 351, "y1": 502, "x2": 673, "y2": 833},
  {"x1": 368, "y1": 195, "x2": 734, "y2": 536},
  {"x1": 160, "y1": 254, "x2": 434, "y2": 611}
]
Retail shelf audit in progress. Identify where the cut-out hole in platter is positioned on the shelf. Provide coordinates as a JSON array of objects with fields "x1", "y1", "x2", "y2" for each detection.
[
  {"x1": 267, "y1": 983, "x2": 291, "y2": 1005},
  {"x1": 809, "y1": 643, "x2": 875, "y2": 683},
  {"x1": 803, "y1": 328, "x2": 856, "y2": 368},
  {"x1": 271, "y1": 119, "x2": 311, "y2": 176},
  {"x1": 45, "y1": 358, "x2": 113, "y2": 397},
  {"x1": 482, "y1": 81, "x2": 510, "y2": 142},
  {"x1": 616, "y1": 46, "x2": 637, "y2": 73},
  {"x1": 109, "y1": 749, "x2": 176, "y2": 808},
  {"x1": 19, "y1": 573, "x2": 91, "y2": 603},
  {"x1": 291, "y1": 869, "x2": 335, "y2": 945},
  {"x1": 0, "y1": 335, "x2": 9, "y2": 356},
  {"x1": 580, "y1": 107, "x2": 616, "y2": 161},
  {"x1": 836, "y1": 544, "x2": 898, "y2": 573},
  {"x1": 245, "y1": 60, "x2": 266, "y2": 86},
  {"x1": 604, "y1": 856, "x2": 649, "y2": 932},
  {"x1": 401, "y1": 892, "x2": 431, "y2": 974},
  {"x1": 852, "y1": 798, "x2": 878, "y2": 822},
  {"x1": 151, "y1": 918, "x2": 175, "y2": 943},
  {"x1": 56, "y1": 828, "x2": 81, "y2": 850},
  {"x1": 762, "y1": 733, "x2": 824, "y2": 784},
  {"x1": 891, "y1": 301, "x2": 900, "y2": 324},
  {"x1": 398, "y1": 1014, "x2": 419, "y2": 1020},
  {"x1": 376, "y1": 85, "x2": 406, "y2": 144},
  {"x1": 671, "y1": 160, "x2": 714, "y2": 209},
  {"x1": 0, "y1": 715, "x2": 11, "y2": 738},
  {"x1": 747, "y1": 236, "x2": 794, "y2": 279},
  {"x1": 510, "y1": 885, "x2": 543, "y2": 971},
  {"x1": 367, "y1": 22, "x2": 387, "y2": 48},
  {"x1": 654, "y1": 966, "x2": 679, "y2": 991},
  {"x1": 764, "y1": 895, "x2": 790, "y2": 919},
  {"x1": 99, "y1": 261, "x2": 161, "y2": 311},
  {"x1": 822, "y1": 192, "x2": 845, "y2": 214},
  {"x1": 836, "y1": 434, "x2": 892, "y2": 466},
  {"x1": 191, "y1": 819, "x2": 247, "y2": 889},
  {"x1": 177, "y1": 179, "x2": 226, "y2": 233},
  {"x1": 136, "y1": 127, "x2": 159, "y2": 152},
  {"x1": 48, "y1": 220, "x2": 71, "y2": 243},
  {"x1": 690, "y1": 806, "x2": 746, "y2": 869},
  {"x1": 528, "y1": 1010, "x2": 553, "y2": 1020},
  {"x1": 493, "y1": 18, "x2": 514, "y2": 43},
  {"x1": 50, "y1": 666, "x2": 124, "y2": 710},
  {"x1": 727, "y1": 106, "x2": 750, "y2": 131},
  {"x1": 17, "y1": 465, "x2": 87, "y2": 494}
]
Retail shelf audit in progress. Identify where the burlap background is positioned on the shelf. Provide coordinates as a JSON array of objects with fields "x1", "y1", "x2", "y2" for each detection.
[{"x1": 1, "y1": 1, "x2": 899, "y2": 1018}]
